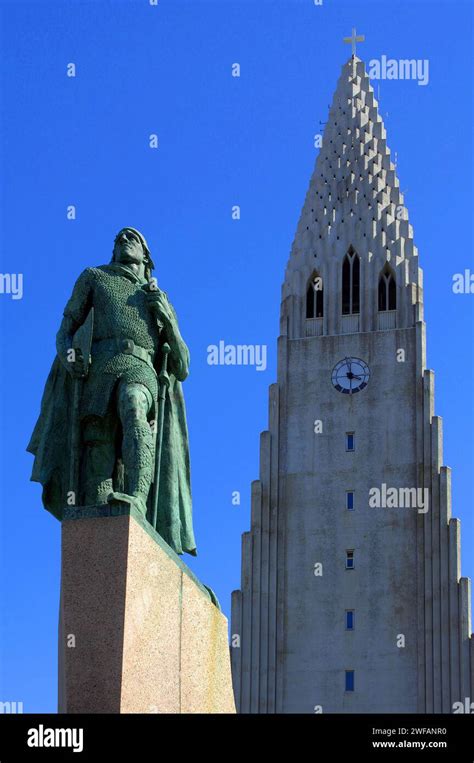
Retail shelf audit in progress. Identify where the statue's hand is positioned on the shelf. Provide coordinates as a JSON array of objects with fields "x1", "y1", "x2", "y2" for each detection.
[
  {"x1": 145, "y1": 285, "x2": 174, "y2": 326},
  {"x1": 64, "y1": 348, "x2": 86, "y2": 379}
]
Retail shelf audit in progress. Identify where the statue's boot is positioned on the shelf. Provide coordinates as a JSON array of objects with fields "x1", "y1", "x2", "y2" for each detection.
[
  {"x1": 115, "y1": 382, "x2": 155, "y2": 522},
  {"x1": 107, "y1": 491, "x2": 148, "y2": 518},
  {"x1": 117, "y1": 416, "x2": 155, "y2": 520}
]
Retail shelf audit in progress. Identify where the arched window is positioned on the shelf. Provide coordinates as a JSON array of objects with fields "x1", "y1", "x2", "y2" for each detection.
[
  {"x1": 378, "y1": 266, "x2": 396, "y2": 311},
  {"x1": 342, "y1": 247, "x2": 360, "y2": 315},
  {"x1": 306, "y1": 273, "x2": 324, "y2": 318}
]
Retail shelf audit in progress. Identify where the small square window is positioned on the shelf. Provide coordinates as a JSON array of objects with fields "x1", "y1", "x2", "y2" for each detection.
[
  {"x1": 346, "y1": 491, "x2": 354, "y2": 511},
  {"x1": 346, "y1": 610, "x2": 354, "y2": 630},
  {"x1": 345, "y1": 670, "x2": 355, "y2": 692},
  {"x1": 346, "y1": 432, "x2": 355, "y2": 451},
  {"x1": 346, "y1": 550, "x2": 354, "y2": 569}
]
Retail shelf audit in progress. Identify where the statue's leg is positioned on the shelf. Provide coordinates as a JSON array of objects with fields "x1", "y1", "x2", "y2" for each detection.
[
  {"x1": 117, "y1": 381, "x2": 154, "y2": 517},
  {"x1": 81, "y1": 414, "x2": 117, "y2": 506}
]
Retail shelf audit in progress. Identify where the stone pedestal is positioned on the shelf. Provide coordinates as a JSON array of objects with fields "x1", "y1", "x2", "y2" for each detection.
[{"x1": 58, "y1": 505, "x2": 236, "y2": 713}]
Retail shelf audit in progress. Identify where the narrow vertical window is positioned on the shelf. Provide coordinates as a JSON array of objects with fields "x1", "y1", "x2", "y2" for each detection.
[
  {"x1": 342, "y1": 256, "x2": 351, "y2": 314},
  {"x1": 378, "y1": 266, "x2": 396, "y2": 311},
  {"x1": 378, "y1": 272, "x2": 387, "y2": 310},
  {"x1": 315, "y1": 279, "x2": 324, "y2": 317},
  {"x1": 345, "y1": 670, "x2": 355, "y2": 692},
  {"x1": 388, "y1": 270, "x2": 396, "y2": 310},
  {"x1": 346, "y1": 550, "x2": 354, "y2": 569},
  {"x1": 346, "y1": 611, "x2": 354, "y2": 630},
  {"x1": 352, "y1": 253, "x2": 360, "y2": 313},
  {"x1": 342, "y1": 247, "x2": 360, "y2": 315},
  {"x1": 346, "y1": 491, "x2": 354, "y2": 511},
  {"x1": 306, "y1": 273, "x2": 324, "y2": 319},
  {"x1": 306, "y1": 283, "x2": 314, "y2": 318},
  {"x1": 346, "y1": 432, "x2": 354, "y2": 451}
]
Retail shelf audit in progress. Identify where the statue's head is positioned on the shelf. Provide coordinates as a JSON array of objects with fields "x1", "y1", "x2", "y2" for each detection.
[{"x1": 112, "y1": 227, "x2": 155, "y2": 280}]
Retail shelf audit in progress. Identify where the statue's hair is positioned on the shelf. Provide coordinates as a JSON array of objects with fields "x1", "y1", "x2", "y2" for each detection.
[{"x1": 112, "y1": 227, "x2": 155, "y2": 280}]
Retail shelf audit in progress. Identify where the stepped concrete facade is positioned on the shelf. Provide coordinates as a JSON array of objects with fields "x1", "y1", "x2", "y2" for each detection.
[{"x1": 231, "y1": 56, "x2": 473, "y2": 713}]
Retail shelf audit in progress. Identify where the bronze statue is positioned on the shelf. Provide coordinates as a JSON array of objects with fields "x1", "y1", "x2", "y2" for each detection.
[{"x1": 27, "y1": 227, "x2": 197, "y2": 556}]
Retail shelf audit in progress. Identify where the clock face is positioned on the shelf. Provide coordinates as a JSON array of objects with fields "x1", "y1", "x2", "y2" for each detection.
[{"x1": 331, "y1": 357, "x2": 370, "y2": 395}]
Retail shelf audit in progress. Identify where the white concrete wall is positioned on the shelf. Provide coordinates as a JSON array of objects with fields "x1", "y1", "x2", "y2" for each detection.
[{"x1": 280, "y1": 328, "x2": 418, "y2": 712}]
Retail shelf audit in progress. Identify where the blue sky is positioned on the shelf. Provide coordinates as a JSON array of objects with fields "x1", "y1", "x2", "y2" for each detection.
[{"x1": 0, "y1": 0, "x2": 472, "y2": 712}]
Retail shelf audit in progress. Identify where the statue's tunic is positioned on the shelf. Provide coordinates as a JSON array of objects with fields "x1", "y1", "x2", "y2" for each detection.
[
  {"x1": 62, "y1": 265, "x2": 162, "y2": 418},
  {"x1": 27, "y1": 264, "x2": 197, "y2": 556}
]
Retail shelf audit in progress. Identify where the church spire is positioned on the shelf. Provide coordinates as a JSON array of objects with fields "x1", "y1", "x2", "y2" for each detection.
[
  {"x1": 294, "y1": 55, "x2": 413, "y2": 256},
  {"x1": 282, "y1": 54, "x2": 422, "y2": 339}
]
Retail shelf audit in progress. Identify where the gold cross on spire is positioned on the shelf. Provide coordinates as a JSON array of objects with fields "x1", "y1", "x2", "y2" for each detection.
[{"x1": 343, "y1": 27, "x2": 365, "y2": 57}]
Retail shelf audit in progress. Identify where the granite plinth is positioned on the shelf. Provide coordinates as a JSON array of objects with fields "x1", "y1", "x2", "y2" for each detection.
[{"x1": 58, "y1": 506, "x2": 236, "y2": 713}]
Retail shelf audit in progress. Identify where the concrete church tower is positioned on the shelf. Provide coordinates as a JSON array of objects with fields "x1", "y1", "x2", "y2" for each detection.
[{"x1": 231, "y1": 52, "x2": 473, "y2": 713}]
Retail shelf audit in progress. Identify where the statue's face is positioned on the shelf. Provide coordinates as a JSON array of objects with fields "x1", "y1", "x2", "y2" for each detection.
[{"x1": 113, "y1": 229, "x2": 146, "y2": 266}]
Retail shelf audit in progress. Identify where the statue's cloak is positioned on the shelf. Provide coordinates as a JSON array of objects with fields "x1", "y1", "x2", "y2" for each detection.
[{"x1": 27, "y1": 266, "x2": 197, "y2": 557}]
